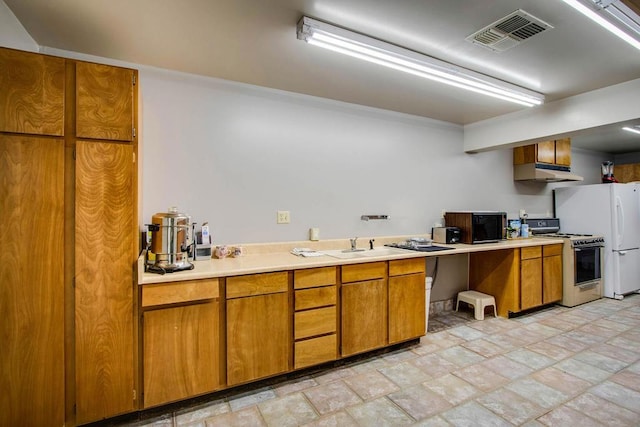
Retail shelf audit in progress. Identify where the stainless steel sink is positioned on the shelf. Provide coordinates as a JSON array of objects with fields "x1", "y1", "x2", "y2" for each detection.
[{"x1": 322, "y1": 247, "x2": 410, "y2": 259}]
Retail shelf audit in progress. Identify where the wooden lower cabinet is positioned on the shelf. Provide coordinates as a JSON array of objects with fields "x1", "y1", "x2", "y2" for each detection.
[
  {"x1": 341, "y1": 278, "x2": 388, "y2": 356},
  {"x1": 293, "y1": 267, "x2": 338, "y2": 369},
  {"x1": 389, "y1": 273, "x2": 426, "y2": 344},
  {"x1": 520, "y1": 246, "x2": 543, "y2": 311},
  {"x1": 543, "y1": 244, "x2": 563, "y2": 304},
  {"x1": 0, "y1": 135, "x2": 65, "y2": 427},
  {"x1": 143, "y1": 300, "x2": 221, "y2": 408},
  {"x1": 470, "y1": 244, "x2": 563, "y2": 316},
  {"x1": 226, "y1": 272, "x2": 290, "y2": 386},
  {"x1": 388, "y1": 258, "x2": 426, "y2": 344}
]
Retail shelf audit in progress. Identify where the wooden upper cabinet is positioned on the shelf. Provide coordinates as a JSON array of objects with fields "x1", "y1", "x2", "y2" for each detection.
[
  {"x1": 536, "y1": 141, "x2": 555, "y2": 164},
  {"x1": 76, "y1": 62, "x2": 135, "y2": 141},
  {"x1": 513, "y1": 138, "x2": 572, "y2": 166},
  {"x1": 554, "y1": 138, "x2": 571, "y2": 166},
  {"x1": 616, "y1": 163, "x2": 640, "y2": 183},
  {"x1": 0, "y1": 48, "x2": 65, "y2": 136}
]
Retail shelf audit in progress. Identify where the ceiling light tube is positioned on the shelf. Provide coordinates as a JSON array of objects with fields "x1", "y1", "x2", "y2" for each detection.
[
  {"x1": 296, "y1": 16, "x2": 545, "y2": 107},
  {"x1": 561, "y1": 0, "x2": 640, "y2": 50},
  {"x1": 622, "y1": 126, "x2": 640, "y2": 134}
]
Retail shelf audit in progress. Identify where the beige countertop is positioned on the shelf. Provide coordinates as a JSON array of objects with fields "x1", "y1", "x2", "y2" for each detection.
[{"x1": 138, "y1": 236, "x2": 564, "y2": 285}]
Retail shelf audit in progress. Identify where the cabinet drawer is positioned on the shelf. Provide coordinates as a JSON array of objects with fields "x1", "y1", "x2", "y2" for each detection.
[
  {"x1": 226, "y1": 272, "x2": 288, "y2": 299},
  {"x1": 142, "y1": 279, "x2": 220, "y2": 307},
  {"x1": 341, "y1": 262, "x2": 386, "y2": 283},
  {"x1": 295, "y1": 286, "x2": 336, "y2": 311},
  {"x1": 294, "y1": 267, "x2": 336, "y2": 289},
  {"x1": 294, "y1": 306, "x2": 336, "y2": 340},
  {"x1": 389, "y1": 258, "x2": 425, "y2": 276},
  {"x1": 543, "y1": 244, "x2": 563, "y2": 257},
  {"x1": 294, "y1": 334, "x2": 337, "y2": 369},
  {"x1": 521, "y1": 246, "x2": 542, "y2": 260}
]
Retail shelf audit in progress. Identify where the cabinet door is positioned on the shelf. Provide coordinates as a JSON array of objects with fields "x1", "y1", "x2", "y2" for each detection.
[
  {"x1": 616, "y1": 163, "x2": 640, "y2": 183},
  {"x1": 227, "y1": 292, "x2": 289, "y2": 385},
  {"x1": 520, "y1": 257, "x2": 542, "y2": 310},
  {"x1": 143, "y1": 301, "x2": 221, "y2": 408},
  {"x1": 554, "y1": 138, "x2": 571, "y2": 166},
  {"x1": 0, "y1": 135, "x2": 65, "y2": 426},
  {"x1": 341, "y1": 279, "x2": 387, "y2": 357},
  {"x1": 76, "y1": 62, "x2": 134, "y2": 141},
  {"x1": 75, "y1": 141, "x2": 135, "y2": 423},
  {"x1": 543, "y1": 245, "x2": 563, "y2": 304},
  {"x1": 389, "y1": 273, "x2": 425, "y2": 344},
  {"x1": 536, "y1": 141, "x2": 556, "y2": 164},
  {"x1": 0, "y1": 48, "x2": 65, "y2": 136}
]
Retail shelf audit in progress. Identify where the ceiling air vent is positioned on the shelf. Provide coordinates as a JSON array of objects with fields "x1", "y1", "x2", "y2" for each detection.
[{"x1": 466, "y1": 9, "x2": 553, "y2": 52}]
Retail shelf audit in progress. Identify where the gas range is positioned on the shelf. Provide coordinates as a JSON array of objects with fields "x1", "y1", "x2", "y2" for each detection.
[
  {"x1": 527, "y1": 218, "x2": 604, "y2": 247},
  {"x1": 537, "y1": 233, "x2": 605, "y2": 248}
]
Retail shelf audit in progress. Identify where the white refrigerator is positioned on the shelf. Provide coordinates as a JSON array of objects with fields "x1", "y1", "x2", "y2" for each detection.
[{"x1": 555, "y1": 183, "x2": 640, "y2": 299}]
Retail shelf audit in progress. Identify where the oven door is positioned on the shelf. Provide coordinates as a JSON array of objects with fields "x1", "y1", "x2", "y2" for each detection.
[{"x1": 574, "y1": 245, "x2": 602, "y2": 287}]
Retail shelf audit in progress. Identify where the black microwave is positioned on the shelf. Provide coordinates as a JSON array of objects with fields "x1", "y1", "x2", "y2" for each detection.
[{"x1": 443, "y1": 212, "x2": 506, "y2": 244}]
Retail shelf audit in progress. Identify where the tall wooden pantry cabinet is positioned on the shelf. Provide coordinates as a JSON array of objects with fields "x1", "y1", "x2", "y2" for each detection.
[{"x1": 0, "y1": 47, "x2": 138, "y2": 427}]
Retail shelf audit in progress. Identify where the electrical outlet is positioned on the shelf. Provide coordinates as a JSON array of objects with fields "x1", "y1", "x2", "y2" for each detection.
[{"x1": 277, "y1": 210, "x2": 290, "y2": 224}]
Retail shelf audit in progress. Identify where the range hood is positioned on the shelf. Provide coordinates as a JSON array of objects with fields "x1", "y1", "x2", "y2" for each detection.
[{"x1": 514, "y1": 163, "x2": 584, "y2": 182}]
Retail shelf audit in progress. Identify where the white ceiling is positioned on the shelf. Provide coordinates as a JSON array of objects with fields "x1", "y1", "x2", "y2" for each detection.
[{"x1": 5, "y1": 0, "x2": 640, "y2": 153}]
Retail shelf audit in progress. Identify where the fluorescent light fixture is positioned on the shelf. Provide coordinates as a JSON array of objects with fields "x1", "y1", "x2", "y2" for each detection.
[
  {"x1": 623, "y1": 125, "x2": 640, "y2": 134},
  {"x1": 296, "y1": 16, "x2": 545, "y2": 107},
  {"x1": 561, "y1": 0, "x2": 640, "y2": 50}
]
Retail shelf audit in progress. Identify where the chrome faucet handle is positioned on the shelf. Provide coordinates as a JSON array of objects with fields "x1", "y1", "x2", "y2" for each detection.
[{"x1": 350, "y1": 237, "x2": 358, "y2": 250}]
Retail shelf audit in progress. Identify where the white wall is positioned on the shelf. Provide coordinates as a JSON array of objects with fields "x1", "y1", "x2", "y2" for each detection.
[
  {"x1": 0, "y1": 1, "x2": 38, "y2": 52},
  {"x1": 140, "y1": 68, "x2": 608, "y2": 244}
]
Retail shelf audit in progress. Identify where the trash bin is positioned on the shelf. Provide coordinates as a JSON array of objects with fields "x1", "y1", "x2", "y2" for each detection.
[{"x1": 425, "y1": 276, "x2": 433, "y2": 333}]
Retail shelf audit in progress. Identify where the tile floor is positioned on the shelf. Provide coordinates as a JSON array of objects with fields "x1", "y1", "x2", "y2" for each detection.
[{"x1": 127, "y1": 295, "x2": 640, "y2": 426}]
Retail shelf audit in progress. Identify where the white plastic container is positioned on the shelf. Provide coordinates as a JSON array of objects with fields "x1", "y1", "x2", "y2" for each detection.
[{"x1": 425, "y1": 277, "x2": 433, "y2": 333}]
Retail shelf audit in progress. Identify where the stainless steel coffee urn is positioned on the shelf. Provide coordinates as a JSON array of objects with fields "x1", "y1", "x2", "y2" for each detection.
[{"x1": 146, "y1": 206, "x2": 195, "y2": 274}]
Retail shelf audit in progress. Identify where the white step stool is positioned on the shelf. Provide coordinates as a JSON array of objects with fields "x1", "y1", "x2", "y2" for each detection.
[{"x1": 456, "y1": 291, "x2": 497, "y2": 320}]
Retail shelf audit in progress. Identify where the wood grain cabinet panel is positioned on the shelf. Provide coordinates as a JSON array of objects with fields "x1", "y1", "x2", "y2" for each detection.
[
  {"x1": 227, "y1": 291, "x2": 289, "y2": 385},
  {"x1": 470, "y1": 249, "x2": 519, "y2": 317},
  {"x1": 341, "y1": 262, "x2": 386, "y2": 283},
  {"x1": 143, "y1": 301, "x2": 221, "y2": 408},
  {"x1": 75, "y1": 141, "x2": 135, "y2": 423},
  {"x1": 389, "y1": 258, "x2": 425, "y2": 276},
  {"x1": 520, "y1": 257, "x2": 542, "y2": 310},
  {"x1": 294, "y1": 286, "x2": 336, "y2": 311},
  {"x1": 0, "y1": 135, "x2": 65, "y2": 427},
  {"x1": 294, "y1": 266, "x2": 336, "y2": 289},
  {"x1": 536, "y1": 141, "x2": 556, "y2": 164},
  {"x1": 543, "y1": 244, "x2": 563, "y2": 304},
  {"x1": 227, "y1": 271, "x2": 288, "y2": 298},
  {"x1": 142, "y1": 279, "x2": 219, "y2": 307},
  {"x1": 295, "y1": 335, "x2": 337, "y2": 369},
  {"x1": 76, "y1": 62, "x2": 134, "y2": 141},
  {"x1": 0, "y1": 48, "x2": 65, "y2": 136},
  {"x1": 294, "y1": 306, "x2": 337, "y2": 340},
  {"x1": 616, "y1": 163, "x2": 640, "y2": 183},
  {"x1": 554, "y1": 138, "x2": 571, "y2": 166},
  {"x1": 389, "y1": 273, "x2": 426, "y2": 344},
  {"x1": 341, "y1": 279, "x2": 387, "y2": 357}
]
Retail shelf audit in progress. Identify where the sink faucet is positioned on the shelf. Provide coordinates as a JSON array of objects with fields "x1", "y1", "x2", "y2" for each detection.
[
  {"x1": 369, "y1": 239, "x2": 375, "y2": 250},
  {"x1": 350, "y1": 237, "x2": 358, "y2": 251}
]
